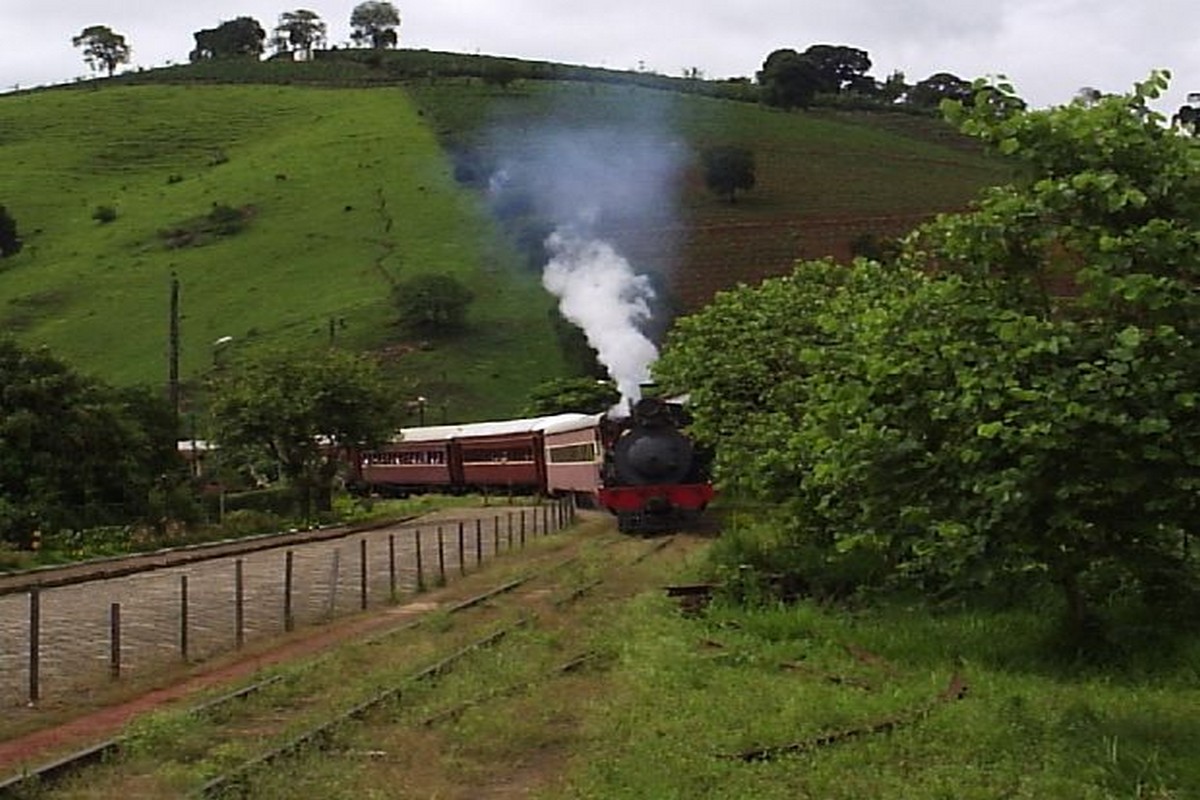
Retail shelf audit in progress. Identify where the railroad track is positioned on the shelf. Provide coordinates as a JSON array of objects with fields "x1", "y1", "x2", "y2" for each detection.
[{"x1": 0, "y1": 532, "x2": 679, "y2": 799}]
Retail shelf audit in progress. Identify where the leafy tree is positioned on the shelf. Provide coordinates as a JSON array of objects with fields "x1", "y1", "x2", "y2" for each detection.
[
  {"x1": 271, "y1": 9, "x2": 327, "y2": 56},
  {"x1": 1173, "y1": 104, "x2": 1198, "y2": 135},
  {"x1": 350, "y1": 1, "x2": 401, "y2": 49},
  {"x1": 0, "y1": 339, "x2": 183, "y2": 546},
  {"x1": 392, "y1": 273, "x2": 475, "y2": 334},
  {"x1": 907, "y1": 71, "x2": 973, "y2": 109},
  {"x1": 877, "y1": 70, "x2": 909, "y2": 104},
  {"x1": 0, "y1": 205, "x2": 21, "y2": 258},
  {"x1": 524, "y1": 377, "x2": 619, "y2": 415},
  {"x1": 209, "y1": 348, "x2": 402, "y2": 517},
  {"x1": 701, "y1": 145, "x2": 756, "y2": 203},
  {"x1": 801, "y1": 44, "x2": 871, "y2": 93},
  {"x1": 190, "y1": 17, "x2": 266, "y2": 61},
  {"x1": 71, "y1": 25, "x2": 131, "y2": 77},
  {"x1": 657, "y1": 74, "x2": 1200, "y2": 643},
  {"x1": 757, "y1": 49, "x2": 821, "y2": 110}
]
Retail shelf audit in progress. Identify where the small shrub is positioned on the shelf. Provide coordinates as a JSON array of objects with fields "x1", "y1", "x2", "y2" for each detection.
[
  {"x1": 207, "y1": 203, "x2": 245, "y2": 235},
  {"x1": 92, "y1": 205, "x2": 118, "y2": 224}
]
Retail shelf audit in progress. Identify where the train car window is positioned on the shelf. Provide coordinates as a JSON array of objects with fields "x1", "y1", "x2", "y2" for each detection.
[
  {"x1": 363, "y1": 449, "x2": 446, "y2": 466},
  {"x1": 548, "y1": 443, "x2": 597, "y2": 464},
  {"x1": 462, "y1": 447, "x2": 534, "y2": 464}
]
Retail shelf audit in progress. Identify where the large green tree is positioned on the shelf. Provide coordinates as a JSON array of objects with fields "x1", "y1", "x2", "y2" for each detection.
[
  {"x1": 0, "y1": 339, "x2": 182, "y2": 546},
  {"x1": 657, "y1": 74, "x2": 1200, "y2": 641},
  {"x1": 271, "y1": 9, "x2": 327, "y2": 56},
  {"x1": 72, "y1": 25, "x2": 131, "y2": 77},
  {"x1": 756, "y1": 49, "x2": 821, "y2": 110},
  {"x1": 209, "y1": 349, "x2": 403, "y2": 516},
  {"x1": 701, "y1": 145, "x2": 756, "y2": 203},
  {"x1": 801, "y1": 44, "x2": 872, "y2": 94},
  {"x1": 190, "y1": 17, "x2": 266, "y2": 61},
  {"x1": 350, "y1": 1, "x2": 401, "y2": 49}
]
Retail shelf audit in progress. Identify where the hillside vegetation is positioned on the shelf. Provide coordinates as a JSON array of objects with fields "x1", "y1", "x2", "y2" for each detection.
[{"x1": 0, "y1": 60, "x2": 1010, "y2": 419}]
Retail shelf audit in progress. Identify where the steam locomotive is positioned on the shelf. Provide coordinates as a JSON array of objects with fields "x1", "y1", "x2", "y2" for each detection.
[
  {"x1": 598, "y1": 397, "x2": 714, "y2": 532},
  {"x1": 353, "y1": 396, "x2": 713, "y2": 533}
]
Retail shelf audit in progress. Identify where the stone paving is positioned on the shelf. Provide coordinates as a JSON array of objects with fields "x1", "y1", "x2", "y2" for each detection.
[{"x1": 0, "y1": 506, "x2": 558, "y2": 708}]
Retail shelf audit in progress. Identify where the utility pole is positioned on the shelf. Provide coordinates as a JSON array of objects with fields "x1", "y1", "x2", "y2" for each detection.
[{"x1": 169, "y1": 273, "x2": 180, "y2": 422}]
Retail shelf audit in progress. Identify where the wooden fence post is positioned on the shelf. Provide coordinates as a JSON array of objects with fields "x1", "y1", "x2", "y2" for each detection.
[
  {"x1": 475, "y1": 519, "x2": 483, "y2": 567},
  {"x1": 359, "y1": 538, "x2": 369, "y2": 611},
  {"x1": 415, "y1": 529, "x2": 425, "y2": 592},
  {"x1": 284, "y1": 550, "x2": 295, "y2": 632},
  {"x1": 457, "y1": 522, "x2": 466, "y2": 576},
  {"x1": 29, "y1": 587, "x2": 40, "y2": 705},
  {"x1": 388, "y1": 534, "x2": 397, "y2": 601},
  {"x1": 235, "y1": 559, "x2": 245, "y2": 648},
  {"x1": 180, "y1": 574, "x2": 190, "y2": 660},
  {"x1": 437, "y1": 526, "x2": 447, "y2": 587},
  {"x1": 327, "y1": 549, "x2": 341, "y2": 619},
  {"x1": 109, "y1": 603, "x2": 121, "y2": 680}
]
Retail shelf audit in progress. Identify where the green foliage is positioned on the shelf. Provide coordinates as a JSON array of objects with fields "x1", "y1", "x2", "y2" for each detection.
[
  {"x1": 757, "y1": 49, "x2": 822, "y2": 110},
  {"x1": 190, "y1": 17, "x2": 266, "y2": 62},
  {"x1": 159, "y1": 203, "x2": 248, "y2": 248},
  {"x1": 72, "y1": 25, "x2": 131, "y2": 77},
  {"x1": 0, "y1": 205, "x2": 21, "y2": 257},
  {"x1": 658, "y1": 74, "x2": 1200, "y2": 642},
  {"x1": 271, "y1": 10, "x2": 327, "y2": 55},
  {"x1": 524, "y1": 376, "x2": 619, "y2": 415},
  {"x1": 349, "y1": 1, "x2": 401, "y2": 48},
  {"x1": 700, "y1": 145, "x2": 756, "y2": 203},
  {"x1": 92, "y1": 204, "x2": 118, "y2": 224},
  {"x1": 208, "y1": 347, "x2": 404, "y2": 517},
  {"x1": 392, "y1": 272, "x2": 475, "y2": 334},
  {"x1": 0, "y1": 338, "x2": 185, "y2": 546}
]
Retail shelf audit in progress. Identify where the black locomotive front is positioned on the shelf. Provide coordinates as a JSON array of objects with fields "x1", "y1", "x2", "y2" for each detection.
[{"x1": 599, "y1": 397, "x2": 714, "y2": 533}]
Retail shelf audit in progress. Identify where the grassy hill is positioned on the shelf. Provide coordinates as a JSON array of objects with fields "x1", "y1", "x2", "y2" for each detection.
[
  {"x1": 0, "y1": 83, "x2": 571, "y2": 422},
  {"x1": 0, "y1": 59, "x2": 1012, "y2": 421}
]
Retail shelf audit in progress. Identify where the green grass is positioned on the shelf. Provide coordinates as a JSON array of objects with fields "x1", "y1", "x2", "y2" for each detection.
[
  {"x1": 1, "y1": 69, "x2": 1009, "y2": 422},
  {"x1": 0, "y1": 83, "x2": 569, "y2": 420},
  {"x1": 561, "y1": 596, "x2": 1200, "y2": 799}
]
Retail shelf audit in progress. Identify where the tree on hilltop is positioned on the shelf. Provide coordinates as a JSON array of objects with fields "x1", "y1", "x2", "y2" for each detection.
[
  {"x1": 907, "y1": 71, "x2": 973, "y2": 109},
  {"x1": 757, "y1": 49, "x2": 821, "y2": 110},
  {"x1": 801, "y1": 44, "x2": 872, "y2": 93},
  {"x1": 72, "y1": 25, "x2": 131, "y2": 77},
  {"x1": 271, "y1": 10, "x2": 327, "y2": 57},
  {"x1": 350, "y1": 1, "x2": 401, "y2": 49},
  {"x1": 190, "y1": 17, "x2": 266, "y2": 61}
]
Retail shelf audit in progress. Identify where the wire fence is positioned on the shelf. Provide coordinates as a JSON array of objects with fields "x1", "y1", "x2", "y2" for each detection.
[{"x1": 0, "y1": 500, "x2": 575, "y2": 708}]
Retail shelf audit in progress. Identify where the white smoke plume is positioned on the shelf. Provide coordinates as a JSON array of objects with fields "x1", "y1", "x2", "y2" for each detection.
[
  {"x1": 542, "y1": 231, "x2": 658, "y2": 407},
  {"x1": 477, "y1": 95, "x2": 686, "y2": 411}
]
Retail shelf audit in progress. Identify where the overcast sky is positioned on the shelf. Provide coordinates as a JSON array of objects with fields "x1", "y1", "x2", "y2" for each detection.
[{"x1": 2, "y1": 0, "x2": 1197, "y2": 113}]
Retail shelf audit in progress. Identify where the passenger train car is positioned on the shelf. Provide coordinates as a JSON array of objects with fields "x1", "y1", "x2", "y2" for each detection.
[{"x1": 353, "y1": 398, "x2": 713, "y2": 533}]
